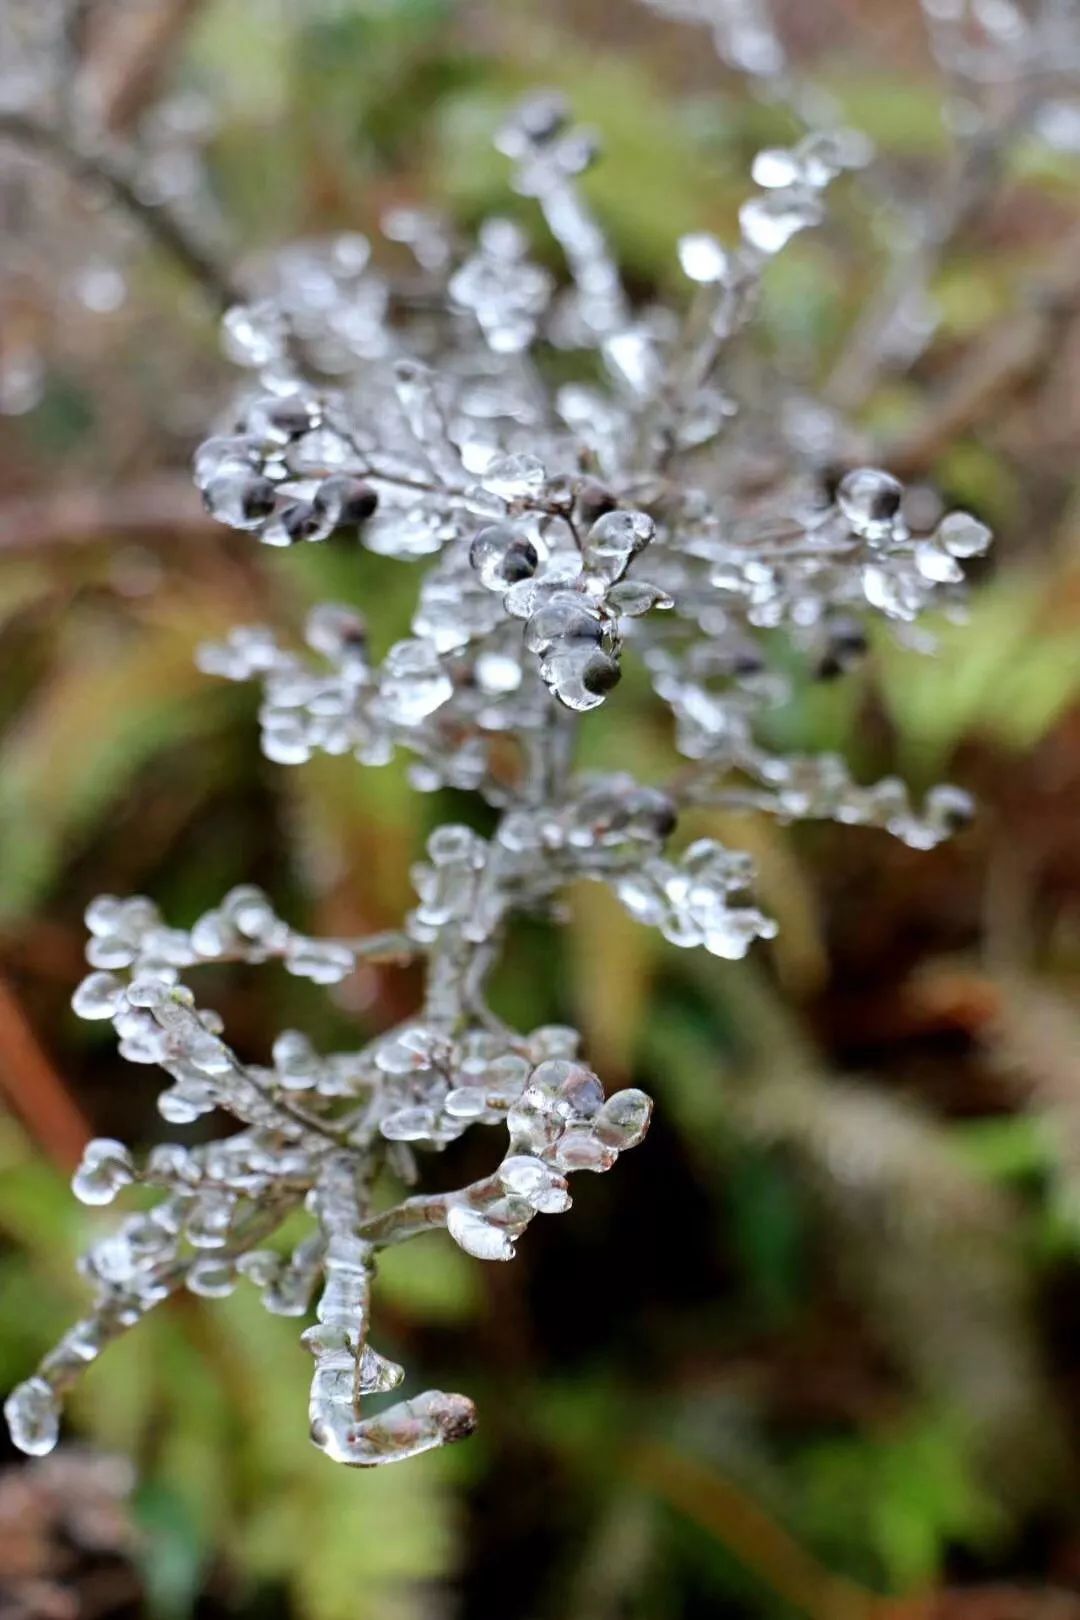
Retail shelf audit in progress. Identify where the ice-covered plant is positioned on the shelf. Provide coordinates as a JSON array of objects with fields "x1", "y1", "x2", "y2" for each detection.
[{"x1": 11, "y1": 4, "x2": 1039, "y2": 1468}]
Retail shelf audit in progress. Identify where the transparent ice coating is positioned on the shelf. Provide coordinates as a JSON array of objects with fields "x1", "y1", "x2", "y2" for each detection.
[{"x1": 8, "y1": 48, "x2": 997, "y2": 1471}]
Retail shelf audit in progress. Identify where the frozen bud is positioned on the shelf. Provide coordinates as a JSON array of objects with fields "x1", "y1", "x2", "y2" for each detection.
[
  {"x1": 739, "y1": 192, "x2": 823, "y2": 255},
  {"x1": 631, "y1": 788, "x2": 677, "y2": 840},
  {"x1": 222, "y1": 301, "x2": 286, "y2": 368},
  {"x1": 223, "y1": 885, "x2": 278, "y2": 941},
  {"x1": 592, "y1": 1088, "x2": 652, "y2": 1150},
  {"x1": 538, "y1": 642, "x2": 621, "y2": 711},
  {"x1": 204, "y1": 472, "x2": 278, "y2": 531},
  {"x1": 481, "y1": 453, "x2": 546, "y2": 501},
  {"x1": 158, "y1": 1081, "x2": 215, "y2": 1123},
  {"x1": 553, "y1": 1127, "x2": 617, "y2": 1173},
  {"x1": 430, "y1": 825, "x2": 485, "y2": 867},
  {"x1": 515, "y1": 91, "x2": 569, "y2": 146},
  {"x1": 193, "y1": 434, "x2": 260, "y2": 491},
  {"x1": 72, "y1": 1138, "x2": 135, "y2": 1206},
  {"x1": 447, "y1": 1205, "x2": 515, "y2": 1261},
  {"x1": 607, "y1": 580, "x2": 673, "y2": 617},
  {"x1": 311, "y1": 1387, "x2": 476, "y2": 1467},
  {"x1": 273, "y1": 1029, "x2": 320, "y2": 1087},
  {"x1": 236, "y1": 1250, "x2": 281, "y2": 1288},
  {"x1": 926, "y1": 783, "x2": 975, "y2": 833},
  {"x1": 751, "y1": 147, "x2": 801, "y2": 188},
  {"x1": 935, "y1": 510, "x2": 991, "y2": 559},
  {"x1": 380, "y1": 640, "x2": 453, "y2": 726},
  {"x1": 444, "y1": 1087, "x2": 489, "y2": 1120},
  {"x1": 556, "y1": 126, "x2": 600, "y2": 175},
  {"x1": 261, "y1": 500, "x2": 328, "y2": 547},
  {"x1": 247, "y1": 394, "x2": 320, "y2": 443},
  {"x1": 862, "y1": 563, "x2": 923, "y2": 619},
  {"x1": 146, "y1": 1143, "x2": 199, "y2": 1184},
  {"x1": 506, "y1": 1089, "x2": 562, "y2": 1155},
  {"x1": 314, "y1": 476, "x2": 379, "y2": 528},
  {"x1": 305, "y1": 602, "x2": 367, "y2": 660},
  {"x1": 582, "y1": 509, "x2": 654, "y2": 585},
  {"x1": 579, "y1": 649, "x2": 622, "y2": 696},
  {"x1": 381, "y1": 1105, "x2": 438, "y2": 1142},
  {"x1": 837, "y1": 468, "x2": 904, "y2": 539},
  {"x1": 677, "y1": 232, "x2": 729, "y2": 284},
  {"x1": 796, "y1": 129, "x2": 864, "y2": 187},
  {"x1": 914, "y1": 540, "x2": 963, "y2": 583},
  {"x1": 524, "y1": 599, "x2": 604, "y2": 655},
  {"x1": 187, "y1": 1258, "x2": 238, "y2": 1298},
  {"x1": 125, "y1": 975, "x2": 170, "y2": 1008},
  {"x1": 4, "y1": 1377, "x2": 60, "y2": 1457},
  {"x1": 498, "y1": 1155, "x2": 572, "y2": 1213},
  {"x1": 85, "y1": 894, "x2": 130, "y2": 936},
  {"x1": 469, "y1": 524, "x2": 539, "y2": 591},
  {"x1": 529, "y1": 1058, "x2": 604, "y2": 1119},
  {"x1": 72, "y1": 970, "x2": 125, "y2": 1020}
]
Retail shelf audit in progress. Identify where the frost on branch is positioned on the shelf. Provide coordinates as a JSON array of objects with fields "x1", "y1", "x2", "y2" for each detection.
[{"x1": 9, "y1": 70, "x2": 993, "y2": 1471}]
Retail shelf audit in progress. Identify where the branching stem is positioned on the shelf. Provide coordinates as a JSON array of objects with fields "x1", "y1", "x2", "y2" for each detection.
[{"x1": 0, "y1": 108, "x2": 242, "y2": 311}]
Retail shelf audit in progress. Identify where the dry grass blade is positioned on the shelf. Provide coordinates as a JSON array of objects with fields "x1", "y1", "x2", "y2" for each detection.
[{"x1": 0, "y1": 972, "x2": 90, "y2": 1169}]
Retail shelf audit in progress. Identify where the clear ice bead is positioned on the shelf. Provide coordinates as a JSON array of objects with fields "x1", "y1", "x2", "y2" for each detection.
[
  {"x1": 447, "y1": 1205, "x2": 515, "y2": 1261},
  {"x1": 72, "y1": 1139, "x2": 135, "y2": 1206},
  {"x1": 469, "y1": 524, "x2": 539, "y2": 591},
  {"x1": 582, "y1": 509, "x2": 654, "y2": 585},
  {"x1": 837, "y1": 468, "x2": 904, "y2": 540},
  {"x1": 739, "y1": 191, "x2": 823, "y2": 255},
  {"x1": 935, "y1": 510, "x2": 991, "y2": 558},
  {"x1": 677, "y1": 233, "x2": 729, "y2": 284},
  {"x1": 481, "y1": 454, "x2": 546, "y2": 501},
  {"x1": 380, "y1": 641, "x2": 453, "y2": 726},
  {"x1": 72, "y1": 971, "x2": 125, "y2": 1020},
  {"x1": 4, "y1": 1377, "x2": 60, "y2": 1457},
  {"x1": 592, "y1": 1088, "x2": 653, "y2": 1150},
  {"x1": 204, "y1": 472, "x2": 277, "y2": 531}
]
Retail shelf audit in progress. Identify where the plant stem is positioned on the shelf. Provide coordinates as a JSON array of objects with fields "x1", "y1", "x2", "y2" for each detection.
[{"x1": 0, "y1": 108, "x2": 242, "y2": 312}]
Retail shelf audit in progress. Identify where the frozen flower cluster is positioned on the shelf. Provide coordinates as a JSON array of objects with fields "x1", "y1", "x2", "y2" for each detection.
[{"x1": 8, "y1": 52, "x2": 1001, "y2": 1470}]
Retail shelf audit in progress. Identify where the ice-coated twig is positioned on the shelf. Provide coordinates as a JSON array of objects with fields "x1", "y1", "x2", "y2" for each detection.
[
  {"x1": 6, "y1": 29, "x2": 1008, "y2": 1471},
  {"x1": 305, "y1": 1154, "x2": 477, "y2": 1467}
]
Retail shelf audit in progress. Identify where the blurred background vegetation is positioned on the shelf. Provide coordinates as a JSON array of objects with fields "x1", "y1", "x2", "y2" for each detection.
[{"x1": 3, "y1": 1, "x2": 1080, "y2": 1616}]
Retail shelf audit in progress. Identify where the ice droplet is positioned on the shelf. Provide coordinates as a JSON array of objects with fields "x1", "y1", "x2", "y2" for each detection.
[
  {"x1": 481, "y1": 454, "x2": 546, "y2": 501},
  {"x1": 739, "y1": 191, "x2": 823, "y2": 255},
  {"x1": 72, "y1": 1139, "x2": 135, "y2": 1206},
  {"x1": 582, "y1": 509, "x2": 654, "y2": 585},
  {"x1": 935, "y1": 510, "x2": 991, "y2": 558},
  {"x1": 72, "y1": 971, "x2": 125, "y2": 1020},
  {"x1": 380, "y1": 641, "x2": 453, "y2": 726},
  {"x1": 837, "y1": 468, "x2": 904, "y2": 540},
  {"x1": 677, "y1": 232, "x2": 729, "y2": 284},
  {"x1": 310, "y1": 1386, "x2": 476, "y2": 1467},
  {"x1": 469, "y1": 524, "x2": 539, "y2": 592},
  {"x1": 592, "y1": 1088, "x2": 653, "y2": 1150},
  {"x1": 751, "y1": 147, "x2": 801, "y2": 189},
  {"x1": 5, "y1": 1377, "x2": 60, "y2": 1457},
  {"x1": 447, "y1": 1204, "x2": 515, "y2": 1261}
]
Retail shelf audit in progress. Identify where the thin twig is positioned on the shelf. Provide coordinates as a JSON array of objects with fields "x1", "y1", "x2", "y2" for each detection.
[
  {"x1": 886, "y1": 267, "x2": 1080, "y2": 480},
  {"x1": 0, "y1": 109, "x2": 241, "y2": 312},
  {"x1": 826, "y1": 94, "x2": 1035, "y2": 413}
]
